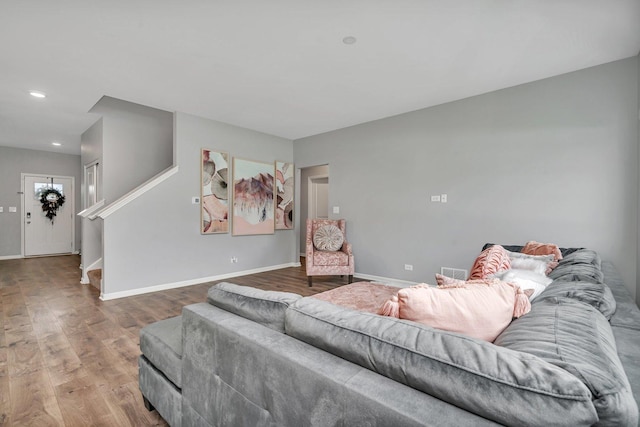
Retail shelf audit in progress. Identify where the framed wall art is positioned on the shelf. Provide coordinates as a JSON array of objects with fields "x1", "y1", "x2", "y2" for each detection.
[
  {"x1": 201, "y1": 149, "x2": 230, "y2": 234},
  {"x1": 232, "y1": 157, "x2": 275, "y2": 236},
  {"x1": 275, "y1": 161, "x2": 294, "y2": 230}
]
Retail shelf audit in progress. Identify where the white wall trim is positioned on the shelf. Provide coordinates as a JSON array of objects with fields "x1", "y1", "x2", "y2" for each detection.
[
  {"x1": 96, "y1": 165, "x2": 179, "y2": 219},
  {"x1": 81, "y1": 257, "x2": 103, "y2": 284},
  {"x1": 354, "y1": 272, "x2": 417, "y2": 288},
  {"x1": 77, "y1": 199, "x2": 105, "y2": 219},
  {"x1": 100, "y1": 262, "x2": 299, "y2": 301},
  {"x1": 0, "y1": 254, "x2": 22, "y2": 260}
]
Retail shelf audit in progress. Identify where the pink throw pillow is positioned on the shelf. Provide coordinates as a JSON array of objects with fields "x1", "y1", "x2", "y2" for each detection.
[
  {"x1": 468, "y1": 245, "x2": 511, "y2": 279},
  {"x1": 379, "y1": 280, "x2": 530, "y2": 342},
  {"x1": 521, "y1": 241, "x2": 563, "y2": 262}
]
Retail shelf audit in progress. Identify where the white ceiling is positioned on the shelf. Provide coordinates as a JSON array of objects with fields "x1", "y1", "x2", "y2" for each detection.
[{"x1": 1, "y1": 1, "x2": 639, "y2": 156}]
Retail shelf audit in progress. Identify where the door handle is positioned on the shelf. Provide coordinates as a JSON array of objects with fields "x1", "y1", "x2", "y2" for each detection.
[{"x1": 26, "y1": 212, "x2": 31, "y2": 218}]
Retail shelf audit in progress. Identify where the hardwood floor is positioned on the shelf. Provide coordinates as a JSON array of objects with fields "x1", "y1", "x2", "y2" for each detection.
[{"x1": 0, "y1": 255, "x2": 356, "y2": 426}]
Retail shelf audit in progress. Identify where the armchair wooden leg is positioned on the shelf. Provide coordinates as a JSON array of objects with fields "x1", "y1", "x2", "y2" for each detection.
[
  {"x1": 348, "y1": 275, "x2": 353, "y2": 284},
  {"x1": 308, "y1": 276, "x2": 312, "y2": 287}
]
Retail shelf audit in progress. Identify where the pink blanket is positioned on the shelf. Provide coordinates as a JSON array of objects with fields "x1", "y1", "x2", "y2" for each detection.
[{"x1": 311, "y1": 281, "x2": 400, "y2": 314}]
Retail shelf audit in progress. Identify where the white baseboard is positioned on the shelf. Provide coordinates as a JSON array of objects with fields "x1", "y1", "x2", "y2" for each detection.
[
  {"x1": 354, "y1": 272, "x2": 417, "y2": 288},
  {"x1": 100, "y1": 262, "x2": 300, "y2": 301},
  {"x1": 0, "y1": 254, "x2": 22, "y2": 260},
  {"x1": 81, "y1": 257, "x2": 103, "y2": 284}
]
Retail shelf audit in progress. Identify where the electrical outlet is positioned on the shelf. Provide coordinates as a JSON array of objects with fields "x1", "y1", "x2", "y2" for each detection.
[
  {"x1": 231, "y1": 257, "x2": 238, "y2": 263},
  {"x1": 441, "y1": 194, "x2": 447, "y2": 203},
  {"x1": 192, "y1": 196, "x2": 200, "y2": 204},
  {"x1": 9, "y1": 207, "x2": 16, "y2": 213},
  {"x1": 0, "y1": 207, "x2": 3, "y2": 213},
  {"x1": 404, "y1": 264, "x2": 413, "y2": 271},
  {"x1": 333, "y1": 206, "x2": 340, "y2": 214},
  {"x1": 430, "y1": 195, "x2": 440, "y2": 202}
]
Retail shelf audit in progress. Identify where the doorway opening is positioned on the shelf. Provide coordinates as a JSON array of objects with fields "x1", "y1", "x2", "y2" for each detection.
[{"x1": 299, "y1": 165, "x2": 329, "y2": 257}]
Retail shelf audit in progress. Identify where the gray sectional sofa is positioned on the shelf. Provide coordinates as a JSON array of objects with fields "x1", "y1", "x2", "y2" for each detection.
[{"x1": 139, "y1": 249, "x2": 640, "y2": 426}]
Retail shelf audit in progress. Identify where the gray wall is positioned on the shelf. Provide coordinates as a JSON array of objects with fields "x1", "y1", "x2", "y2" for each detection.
[
  {"x1": 637, "y1": 52, "x2": 640, "y2": 306},
  {"x1": 294, "y1": 57, "x2": 639, "y2": 298},
  {"x1": 102, "y1": 112, "x2": 295, "y2": 295},
  {"x1": 0, "y1": 146, "x2": 81, "y2": 257},
  {"x1": 299, "y1": 164, "x2": 329, "y2": 253},
  {"x1": 89, "y1": 96, "x2": 173, "y2": 204}
]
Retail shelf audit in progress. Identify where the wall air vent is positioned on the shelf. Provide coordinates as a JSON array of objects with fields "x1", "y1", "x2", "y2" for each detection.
[{"x1": 440, "y1": 267, "x2": 467, "y2": 280}]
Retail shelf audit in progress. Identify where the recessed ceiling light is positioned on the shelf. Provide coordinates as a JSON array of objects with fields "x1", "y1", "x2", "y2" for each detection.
[
  {"x1": 30, "y1": 90, "x2": 46, "y2": 98},
  {"x1": 51, "y1": 142, "x2": 62, "y2": 146},
  {"x1": 342, "y1": 36, "x2": 357, "y2": 45}
]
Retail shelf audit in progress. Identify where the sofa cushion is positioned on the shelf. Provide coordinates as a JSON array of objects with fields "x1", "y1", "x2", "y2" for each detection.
[
  {"x1": 285, "y1": 297, "x2": 598, "y2": 427},
  {"x1": 535, "y1": 280, "x2": 616, "y2": 319},
  {"x1": 558, "y1": 249, "x2": 602, "y2": 269},
  {"x1": 548, "y1": 249, "x2": 604, "y2": 283},
  {"x1": 207, "y1": 282, "x2": 301, "y2": 333},
  {"x1": 495, "y1": 297, "x2": 638, "y2": 426},
  {"x1": 140, "y1": 315, "x2": 183, "y2": 388},
  {"x1": 482, "y1": 243, "x2": 584, "y2": 258},
  {"x1": 548, "y1": 262, "x2": 605, "y2": 284}
]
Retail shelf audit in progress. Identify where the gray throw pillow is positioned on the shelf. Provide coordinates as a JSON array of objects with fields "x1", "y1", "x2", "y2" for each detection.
[{"x1": 313, "y1": 225, "x2": 344, "y2": 251}]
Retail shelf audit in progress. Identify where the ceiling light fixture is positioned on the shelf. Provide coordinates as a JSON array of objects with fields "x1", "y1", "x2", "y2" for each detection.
[
  {"x1": 51, "y1": 142, "x2": 62, "y2": 146},
  {"x1": 30, "y1": 90, "x2": 46, "y2": 98},
  {"x1": 342, "y1": 36, "x2": 357, "y2": 45}
]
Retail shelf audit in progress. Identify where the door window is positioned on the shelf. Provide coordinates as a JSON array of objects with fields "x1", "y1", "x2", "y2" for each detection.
[{"x1": 34, "y1": 183, "x2": 64, "y2": 199}]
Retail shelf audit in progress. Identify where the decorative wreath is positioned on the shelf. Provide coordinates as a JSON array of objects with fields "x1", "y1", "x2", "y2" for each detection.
[{"x1": 39, "y1": 188, "x2": 66, "y2": 222}]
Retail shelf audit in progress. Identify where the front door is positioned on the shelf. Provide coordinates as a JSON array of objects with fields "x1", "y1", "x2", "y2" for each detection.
[{"x1": 23, "y1": 175, "x2": 74, "y2": 256}]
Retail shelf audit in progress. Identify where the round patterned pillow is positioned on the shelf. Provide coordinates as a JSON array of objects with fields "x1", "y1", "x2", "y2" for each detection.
[{"x1": 313, "y1": 225, "x2": 344, "y2": 251}]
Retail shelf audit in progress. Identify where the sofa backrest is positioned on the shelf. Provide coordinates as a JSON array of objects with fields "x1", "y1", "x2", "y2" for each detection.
[
  {"x1": 207, "y1": 282, "x2": 301, "y2": 333},
  {"x1": 285, "y1": 297, "x2": 598, "y2": 427}
]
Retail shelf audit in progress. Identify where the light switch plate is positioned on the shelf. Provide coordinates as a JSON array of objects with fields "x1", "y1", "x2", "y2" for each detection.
[
  {"x1": 333, "y1": 206, "x2": 340, "y2": 214},
  {"x1": 192, "y1": 197, "x2": 200, "y2": 204},
  {"x1": 0, "y1": 207, "x2": 3, "y2": 213},
  {"x1": 9, "y1": 207, "x2": 16, "y2": 213}
]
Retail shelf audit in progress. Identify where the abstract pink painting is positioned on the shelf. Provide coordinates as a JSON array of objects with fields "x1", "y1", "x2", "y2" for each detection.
[
  {"x1": 201, "y1": 149, "x2": 229, "y2": 234},
  {"x1": 232, "y1": 158, "x2": 275, "y2": 236},
  {"x1": 275, "y1": 161, "x2": 294, "y2": 230}
]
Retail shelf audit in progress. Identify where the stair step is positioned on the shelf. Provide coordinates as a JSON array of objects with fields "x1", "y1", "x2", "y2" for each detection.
[{"x1": 87, "y1": 268, "x2": 102, "y2": 290}]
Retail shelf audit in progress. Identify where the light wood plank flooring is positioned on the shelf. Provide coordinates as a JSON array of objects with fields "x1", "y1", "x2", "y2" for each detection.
[{"x1": 0, "y1": 255, "x2": 354, "y2": 426}]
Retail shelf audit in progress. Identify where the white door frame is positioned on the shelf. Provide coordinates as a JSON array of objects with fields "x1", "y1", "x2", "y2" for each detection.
[{"x1": 21, "y1": 173, "x2": 75, "y2": 257}]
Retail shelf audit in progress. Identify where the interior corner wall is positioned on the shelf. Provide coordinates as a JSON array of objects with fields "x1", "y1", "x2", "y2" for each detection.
[
  {"x1": 0, "y1": 146, "x2": 81, "y2": 257},
  {"x1": 102, "y1": 112, "x2": 295, "y2": 295},
  {"x1": 89, "y1": 96, "x2": 173, "y2": 205},
  {"x1": 80, "y1": 119, "x2": 104, "y2": 272},
  {"x1": 294, "y1": 57, "x2": 639, "y2": 299},
  {"x1": 637, "y1": 52, "x2": 640, "y2": 306}
]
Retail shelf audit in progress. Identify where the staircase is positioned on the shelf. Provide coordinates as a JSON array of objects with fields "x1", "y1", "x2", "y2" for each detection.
[{"x1": 87, "y1": 269, "x2": 102, "y2": 290}]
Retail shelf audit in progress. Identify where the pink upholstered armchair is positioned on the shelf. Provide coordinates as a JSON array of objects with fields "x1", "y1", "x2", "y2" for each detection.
[{"x1": 305, "y1": 218, "x2": 354, "y2": 287}]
